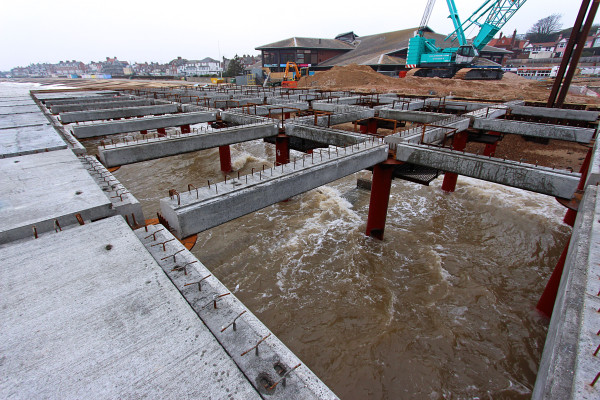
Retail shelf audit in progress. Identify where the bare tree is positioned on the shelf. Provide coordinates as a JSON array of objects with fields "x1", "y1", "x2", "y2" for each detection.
[{"x1": 526, "y1": 14, "x2": 563, "y2": 42}]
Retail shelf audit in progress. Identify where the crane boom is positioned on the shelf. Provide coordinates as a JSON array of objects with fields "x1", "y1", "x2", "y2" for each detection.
[{"x1": 406, "y1": 0, "x2": 528, "y2": 79}]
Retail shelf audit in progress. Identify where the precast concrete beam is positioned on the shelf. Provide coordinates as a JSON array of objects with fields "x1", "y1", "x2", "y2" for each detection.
[
  {"x1": 295, "y1": 109, "x2": 374, "y2": 127},
  {"x1": 585, "y1": 136, "x2": 600, "y2": 187},
  {"x1": 395, "y1": 143, "x2": 580, "y2": 198},
  {"x1": 312, "y1": 103, "x2": 367, "y2": 113},
  {"x1": 532, "y1": 185, "x2": 600, "y2": 400},
  {"x1": 508, "y1": 105, "x2": 600, "y2": 122},
  {"x1": 385, "y1": 117, "x2": 471, "y2": 145},
  {"x1": 423, "y1": 99, "x2": 495, "y2": 112},
  {"x1": 60, "y1": 104, "x2": 179, "y2": 123},
  {"x1": 43, "y1": 94, "x2": 126, "y2": 106},
  {"x1": 137, "y1": 225, "x2": 338, "y2": 399},
  {"x1": 222, "y1": 111, "x2": 274, "y2": 125},
  {"x1": 71, "y1": 111, "x2": 217, "y2": 138},
  {"x1": 51, "y1": 99, "x2": 155, "y2": 114},
  {"x1": 378, "y1": 109, "x2": 453, "y2": 124},
  {"x1": 98, "y1": 122, "x2": 279, "y2": 167},
  {"x1": 34, "y1": 91, "x2": 119, "y2": 102},
  {"x1": 285, "y1": 123, "x2": 369, "y2": 147},
  {"x1": 374, "y1": 100, "x2": 426, "y2": 111},
  {"x1": 79, "y1": 156, "x2": 144, "y2": 224},
  {"x1": 160, "y1": 141, "x2": 389, "y2": 238},
  {"x1": 473, "y1": 118, "x2": 595, "y2": 143}
]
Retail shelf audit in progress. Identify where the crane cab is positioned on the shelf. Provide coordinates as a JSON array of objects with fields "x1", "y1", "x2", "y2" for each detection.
[{"x1": 455, "y1": 45, "x2": 478, "y2": 65}]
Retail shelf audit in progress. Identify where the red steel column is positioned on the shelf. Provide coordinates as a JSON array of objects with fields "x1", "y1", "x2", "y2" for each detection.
[
  {"x1": 563, "y1": 146, "x2": 593, "y2": 226},
  {"x1": 483, "y1": 131, "x2": 501, "y2": 157},
  {"x1": 157, "y1": 128, "x2": 167, "y2": 137},
  {"x1": 365, "y1": 163, "x2": 394, "y2": 240},
  {"x1": 275, "y1": 134, "x2": 290, "y2": 166},
  {"x1": 140, "y1": 129, "x2": 148, "y2": 135},
  {"x1": 219, "y1": 145, "x2": 232, "y2": 173},
  {"x1": 180, "y1": 124, "x2": 191, "y2": 134},
  {"x1": 367, "y1": 119, "x2": 378, "y2": 134},
  {"x1": 536, "y1": 238, "x2": 571, "y2": 318},
  {"x1": 441, "y1": 131, "x2": 468, "y2": 192}
]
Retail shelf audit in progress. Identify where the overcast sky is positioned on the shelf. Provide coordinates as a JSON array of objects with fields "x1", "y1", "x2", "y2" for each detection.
[{"x1": 0, "y1": 0, "x2": 597, "y2": 71}]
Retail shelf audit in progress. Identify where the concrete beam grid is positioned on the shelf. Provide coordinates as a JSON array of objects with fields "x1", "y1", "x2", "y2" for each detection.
[{"x1": 159, "y1": 138, "x2": 388, "y2": 238}]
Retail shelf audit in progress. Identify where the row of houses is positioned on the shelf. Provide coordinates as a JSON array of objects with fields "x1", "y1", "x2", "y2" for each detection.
[
  {"x1": 489, "y1": 29, "x2": 600, "y2": 60},
  {"x1": 7, "y1": 55, "x2": 260, "y2": 78}
]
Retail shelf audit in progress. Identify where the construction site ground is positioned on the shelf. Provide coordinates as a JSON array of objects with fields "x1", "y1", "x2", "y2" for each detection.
[{"x1": 298, "y1": 64, "x2": 600, "y2": 104}]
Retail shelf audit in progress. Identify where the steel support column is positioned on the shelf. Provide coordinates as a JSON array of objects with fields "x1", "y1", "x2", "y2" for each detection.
[
  {"x1": 441, "y1": 131, "x2": 468, "y2": 192},
  {"x1": 219, "y1": 145, "x2": 232, "y2": 173},
  {"x1": 536, "y1": 239, "x2": 571, "y2": 318},
  {"x1": 365, "y1": 162, "x2": 395, "y2": 240},
  {"x1": 563, "y1": 145, "x2": 593, "y2": 226},
  {"x1": 181, "y1": 124, "x2": 191, "y2": 134},
  {"x1": 275, "y1": 134, "x2": 290, "y2": 166},
  {"x1": 157, "y1": 127, "x2": 167, "y2": 137},
  {"x1": 483, "y1": 131, "x2": 501, "y2": 157}
]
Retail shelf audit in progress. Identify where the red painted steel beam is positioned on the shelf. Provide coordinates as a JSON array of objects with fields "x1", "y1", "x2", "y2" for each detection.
[
  {"x1": 219, "y1": 145, "x2": 232, "y2": 173},
  {"x1": 441, "y1": 131, "x2": 469, "y2": 192},
  {"x1": 275, "y1": 134, "x2": 290, "y2": 166},
  {"x1": 547, "y1": 0, "x2": 590, "y2": 107},
  {"x1": 536, "y1": 238, "x2": 571, "y2": 318},
  {"x1": 365, "y1": 162, "x2": 395, "y2": 240}
]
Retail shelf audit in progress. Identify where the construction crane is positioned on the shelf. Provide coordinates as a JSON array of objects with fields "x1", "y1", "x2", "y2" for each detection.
[{"x1": 406, "y1": 0, "x2": 527, "y2": 79}]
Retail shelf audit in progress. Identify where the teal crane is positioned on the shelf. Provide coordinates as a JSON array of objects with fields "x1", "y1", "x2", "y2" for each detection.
[{"x1": 406, "y1": 0, "x2": 527, "y2": 79}]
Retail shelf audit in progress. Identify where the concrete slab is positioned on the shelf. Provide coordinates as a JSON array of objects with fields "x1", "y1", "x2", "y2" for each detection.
[
  {"x1": 0, "y1": 216, "x2": 261, "y2": 399},
  {"x1": 395, "y1": 143, "x2": 580, "y2": 199},
  {"x1": 0, "y1": 113, "x2": 48, "y2": 130},
  {"x1": 98, "y1": 122, "x2": 278, "y2": 167},
  {"x1": 137, "y1": 224, "x2": 338, "y2": 399},
  {"x1": 508, "y1": 105, "x2": 599, "y2": 122},
  {"x1": 160, "y1": 141, "x2": 388, "y2": 237},
  {"x1": 60, "y1": 104, "x2": 179, "y2": 123},
  {"x1": 0, "y1": 149, "x2": 112, "y2": 244},
  {"x1": 51, "y1": 99, "x2": 155, "y2": 114},
  {"x1": 0, "y1": 124, "x2": 67, "y2": 158},
  {"x1": 0, "y1": 99, "x2": 36, "y2": 106},
  {"x1": 532, "y1": 186, "x2": 600, "y2": 400},
  {"x1": 472, "y1": 118, "x2": 595, "y2": 143},
  {"x1": 0, "y1": 105, "x2": 41, "y2": 115},
  {"x1": 71, "y1": 111, "x2": 217, "y2": 138}
]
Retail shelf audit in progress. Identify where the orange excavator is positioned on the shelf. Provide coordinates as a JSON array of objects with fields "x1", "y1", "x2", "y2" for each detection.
[{"x1": 281, "y1": 62, "x2": 301, "y2": 88}]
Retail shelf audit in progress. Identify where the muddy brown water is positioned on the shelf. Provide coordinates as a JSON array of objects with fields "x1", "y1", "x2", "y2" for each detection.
[{"x1": 89, "y1": 136, "x2": 568, "y2": 399}]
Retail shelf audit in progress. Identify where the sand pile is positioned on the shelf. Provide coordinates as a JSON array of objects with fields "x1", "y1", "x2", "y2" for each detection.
[
  {"x1": 298, "y1": 64, "x2": 398, "y2": 88},
  {"x1": 297, "y1": 64, "x2": 598, "y2": 103}
]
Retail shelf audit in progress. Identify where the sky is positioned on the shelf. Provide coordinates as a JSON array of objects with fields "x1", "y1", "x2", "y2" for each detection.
[{"x1": 0, "y1": 0, "x2": 598, "y2": 71}]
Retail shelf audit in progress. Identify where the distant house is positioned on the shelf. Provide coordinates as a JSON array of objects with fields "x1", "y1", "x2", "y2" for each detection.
[
  {"x1": 523, "y1": 42, "x2": 556, "y2": 59},
  {"x1": 256, "y1": 27, "x2": 511, "y2": 74},
  {"x1": 55, "y1": 60, "x2": 86, "y2": 76},
  {"x1": 178, "y1": 57, "x2": 222, "y2": 76}
]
